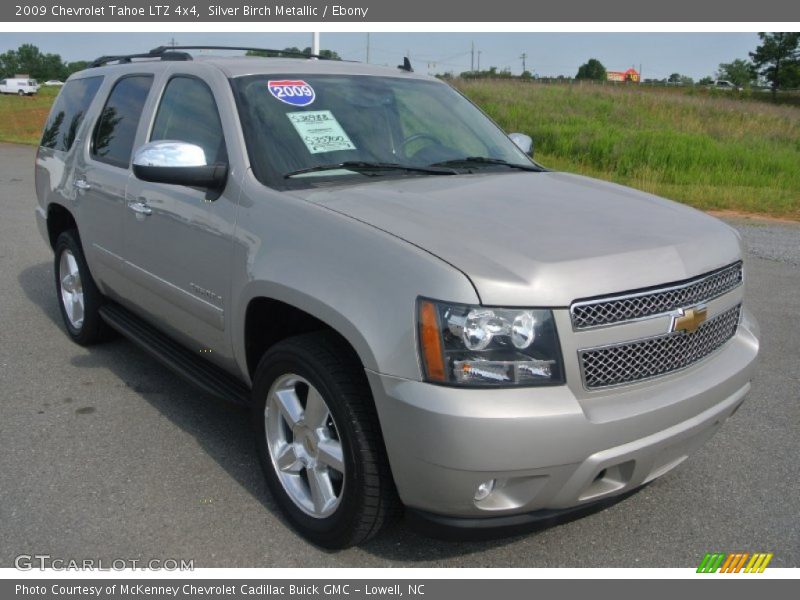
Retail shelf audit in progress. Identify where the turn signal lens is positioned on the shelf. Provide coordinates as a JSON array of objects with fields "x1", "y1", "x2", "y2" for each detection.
[{"x1": 419, "y1": 300, "x2": 446, "y2": 382}]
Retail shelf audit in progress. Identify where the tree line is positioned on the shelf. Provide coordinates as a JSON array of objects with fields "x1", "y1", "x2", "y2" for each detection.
[
  {"x1": 3, "y1": 34, "x2": 797, "y2": 96},
  {"x1": 452, "y1": 33, "x2": 799, "y2": 97},
  {"x1": 0, "y1": 44, "x2": 88, "y2": 81},
  {"x1": 572, "y1": 33, "x2": 799, "y2": 96}
]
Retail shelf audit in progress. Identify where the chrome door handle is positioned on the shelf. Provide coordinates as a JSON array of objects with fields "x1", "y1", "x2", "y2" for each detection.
[
  {"x1": 128, "y1": 201, "x2": 152, "y2": 216},
  {"x1": 73, "y1": 179, "x2": 91, "y2": 190}
]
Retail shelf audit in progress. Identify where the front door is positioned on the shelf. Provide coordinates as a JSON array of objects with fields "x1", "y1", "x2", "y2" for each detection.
[{"x1": 122, "y1": 74, "x2": 237, "y2": 365}]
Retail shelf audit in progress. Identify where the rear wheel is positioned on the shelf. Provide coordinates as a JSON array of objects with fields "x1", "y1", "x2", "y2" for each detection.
[
  {"x1": 17, "y1": 89, "x2": 24, "y2": 96},
  {"x1": 54, "y1": 230, "x2": 113, "y2": 345},
  {"x1": 252, "y1": 332, "x2": 400, "y2": 548}
]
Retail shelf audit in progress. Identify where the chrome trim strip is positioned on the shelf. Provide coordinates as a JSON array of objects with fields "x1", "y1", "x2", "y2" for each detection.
[
  {"x1": 570, "y1": 261, "x2": 743, "y2": 331},
  {"x1": 123, "y1": 260, "x2": 225, "y2": 331},
  {"x1": 577, "y1": 304, "x2": 741, "y2": 390}
]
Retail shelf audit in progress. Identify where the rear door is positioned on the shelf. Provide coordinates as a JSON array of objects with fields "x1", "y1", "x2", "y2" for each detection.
[
  {"x1": 36, "y1": 75, "x2": 105, "y2": 245},
  {"x1": 122, "y1": 68, "x2": 238, "y2": 366},
  {"x1": 73, "y1": 73, "x2": 154, "y2": 296}
]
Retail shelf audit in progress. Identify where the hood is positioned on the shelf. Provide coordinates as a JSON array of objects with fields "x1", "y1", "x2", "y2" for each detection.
[{"x1": 291, "y1": 171, "x2": 742, "y2": 306}]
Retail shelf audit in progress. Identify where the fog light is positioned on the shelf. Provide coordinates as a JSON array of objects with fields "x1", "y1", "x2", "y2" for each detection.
[{"x1": 474, "y1": 479, "x2": 496, "y2": 501}]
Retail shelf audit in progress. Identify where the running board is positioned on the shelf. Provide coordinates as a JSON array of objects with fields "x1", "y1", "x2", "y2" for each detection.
[{"x1": 99, "y1": 303, "x2": 250, "y2": 406}]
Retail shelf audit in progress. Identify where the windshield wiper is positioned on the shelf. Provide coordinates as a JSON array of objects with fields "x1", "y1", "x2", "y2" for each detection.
[
  {"x1": 284, "y1": 161, "x2": 457, "y2": 178},
  {"x1": 429, "y1": 157, "x2": 542, "y2": 172}
]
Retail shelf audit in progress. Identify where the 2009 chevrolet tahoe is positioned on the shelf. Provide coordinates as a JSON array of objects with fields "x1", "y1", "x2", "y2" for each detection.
[{"x1": 34, "y1": 46, "x2": 759, "y2": 548}]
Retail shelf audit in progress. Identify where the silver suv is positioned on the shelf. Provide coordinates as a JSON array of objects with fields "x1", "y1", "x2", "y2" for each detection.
[{"x1": 34, "y1": 46, "x2": 759, "y2": 548}]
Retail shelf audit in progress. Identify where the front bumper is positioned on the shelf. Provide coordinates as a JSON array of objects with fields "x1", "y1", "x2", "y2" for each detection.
[{"x1": 367, "y1": 309, "x2": 759, "y2": 519}]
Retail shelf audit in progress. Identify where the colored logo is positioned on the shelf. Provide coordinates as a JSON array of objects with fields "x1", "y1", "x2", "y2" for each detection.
[
  {"x1": 696, "y1": 552, "x2": 773, "y2": 573},
  {"x1": 268, "y1": 80, "x2": 315, "y2": 106},
  {"x1": 670, "y1": 305, "x2": 708, "y2": 334}
]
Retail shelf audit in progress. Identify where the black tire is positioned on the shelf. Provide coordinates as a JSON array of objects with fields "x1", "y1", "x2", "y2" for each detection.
[
  {"x1": 54, "y1": 230, "x2": 114, "y2": 346},
  {"x1": 17, "y1": 89, "x2": 24, "y2": 96},
  {"x1": 252, "y1": 331, "x2": 400, "y2": 548}
]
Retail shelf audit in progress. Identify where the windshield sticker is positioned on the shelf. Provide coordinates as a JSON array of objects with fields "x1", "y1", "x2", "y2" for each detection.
[
  {"x1": 287, "y1": 111, "x2": 357, "y2": 154},
  {"x1": 268, "y1": 80, "x2": 316, "y2": 106}
]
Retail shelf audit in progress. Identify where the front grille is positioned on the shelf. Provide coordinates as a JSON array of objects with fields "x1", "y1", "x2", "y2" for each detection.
[
  {"x1": 579, "y1": 304, "x2": 741, "y2": 389},
  {"x1": 570, "y1": 262, "x2": 743, "y2": 330}
]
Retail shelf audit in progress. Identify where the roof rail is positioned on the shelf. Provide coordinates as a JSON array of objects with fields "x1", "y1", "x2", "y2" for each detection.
[
  {"x1": 88, "y1": 51, "x2": 191, "y2": 68},
  {"x1": 150, "y1": 45, "x2": 334, "y2": 60},
  {"x1": 89, "y1": 45, "x2": 336, "y2": 68}
]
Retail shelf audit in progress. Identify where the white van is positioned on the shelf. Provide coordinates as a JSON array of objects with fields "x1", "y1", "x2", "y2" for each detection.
[
  {"x1": 0, "y1": 78, "x2": 40, "y2": 95},
  {"x1": 711, "y1": 79, "x2": 742, "y2": 92}
]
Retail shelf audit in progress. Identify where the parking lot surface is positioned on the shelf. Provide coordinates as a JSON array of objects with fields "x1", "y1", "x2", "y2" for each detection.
[{"x1": 1, "y1": 143, "x2": 798, "y2": 567}]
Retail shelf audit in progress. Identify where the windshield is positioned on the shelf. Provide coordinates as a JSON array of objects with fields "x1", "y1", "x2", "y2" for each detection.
[{"x1": 231, "y1": 74, "x2": 534, "y2": 189}]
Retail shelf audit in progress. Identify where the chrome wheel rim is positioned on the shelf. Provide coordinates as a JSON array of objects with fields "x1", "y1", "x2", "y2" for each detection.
[
  {"x1": 265, "y1": 374, "x2": 345, "y2": 519},
  {"x1": 59, "y1": 249, "x2": 84, "y2": 330}
]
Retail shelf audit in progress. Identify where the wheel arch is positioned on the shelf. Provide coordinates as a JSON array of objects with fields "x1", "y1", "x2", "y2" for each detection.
[
  {"x1": 240, "y1": 286, "x2": 379, "y2": 385},
  {"x1": 46, "y1": 202, "x2": 79, "y2": 250}
]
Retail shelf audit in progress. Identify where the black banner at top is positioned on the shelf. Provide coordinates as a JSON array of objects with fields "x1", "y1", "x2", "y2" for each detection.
[{"x1": 3, "y1": 0, "x2": 800, "y2": 22}]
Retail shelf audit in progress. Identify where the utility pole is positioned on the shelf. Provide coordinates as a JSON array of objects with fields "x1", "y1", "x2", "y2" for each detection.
[
  {"x1": 366, "y1": 33, "x2": 370, "y2": 64},
  {"x1": 477, "y1": 50, "x2": 482, "y2": 72},
  {"x1": 471, "y1": 41, "x2": 475, "y2": 72},
  {"x1": 521, "y1": 52, "x2": 527, "y2": 73}
]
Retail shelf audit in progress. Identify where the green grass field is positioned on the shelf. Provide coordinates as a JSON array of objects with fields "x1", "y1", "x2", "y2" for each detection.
[
  {"x1": 0, "y1": 86, "x2": 59, "y2": 145},
  {"x1": 455, "y1": 80, "x2": 800, "y2": 219},
  {"x1": 2, "y1": 82, "x2": 798, "y2": 219}
]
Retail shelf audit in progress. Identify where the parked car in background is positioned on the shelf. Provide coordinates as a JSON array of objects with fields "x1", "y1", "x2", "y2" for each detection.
[
  {"x1": 0, "y1": 78, "x2": 39, "y2": 95},
  {"x1": 710, "y1": 80, "x2": 742, "y2": 92},
  {"x1": 43, "y1": 80, "x2": 65, "y2": 87}
]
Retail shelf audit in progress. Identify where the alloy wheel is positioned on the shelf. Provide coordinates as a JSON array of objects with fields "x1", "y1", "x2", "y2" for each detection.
[{"x1": 264, "y1": 374, "x2": 345, "y2": 518}]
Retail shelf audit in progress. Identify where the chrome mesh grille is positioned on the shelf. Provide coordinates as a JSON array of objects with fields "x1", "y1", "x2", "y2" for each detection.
[
  {"x1": 579, "y1": 305, "x2": 741, "y2": 389},
  {"x1": 571, "y1": 262, "x2": 743, "y2": 329}
]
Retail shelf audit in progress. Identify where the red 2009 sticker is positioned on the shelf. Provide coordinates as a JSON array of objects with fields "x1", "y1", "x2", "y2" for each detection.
[{"x1": 268, "y1": 80, "x2": 316, "y2": 106}]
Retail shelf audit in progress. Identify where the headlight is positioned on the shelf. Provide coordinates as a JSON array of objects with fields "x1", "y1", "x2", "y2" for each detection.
[{"x1": 418, "y1": 299, "x2": 564, "y2": 387}]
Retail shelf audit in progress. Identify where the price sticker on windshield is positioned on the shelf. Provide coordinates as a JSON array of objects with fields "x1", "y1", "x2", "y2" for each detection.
[
  {"x1": 288, "y1": 111, "x2": 357, "y2": 154},
  {"x1": 268, "y1": 80, "x2": 316, "y2": 106}
]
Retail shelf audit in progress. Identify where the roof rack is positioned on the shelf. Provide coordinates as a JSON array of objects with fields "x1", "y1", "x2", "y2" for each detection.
[
  {"x1": 89, "y1": 45, "x2": 335, "y2": 68},
  {"x1": 88, "y1": 51, "x2": 191, "y2": 68}
]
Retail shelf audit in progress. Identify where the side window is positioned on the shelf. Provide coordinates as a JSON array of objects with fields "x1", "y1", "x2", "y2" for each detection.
[
  {"x1": 40, "y1": 76, "x2": 103, "y2": 152},
  {"x1": 150, "y1": 77, "x2": 226, "y2": 163},
  {"x1": 92, "y1": 75, "x2": 153, "y2": 168}
]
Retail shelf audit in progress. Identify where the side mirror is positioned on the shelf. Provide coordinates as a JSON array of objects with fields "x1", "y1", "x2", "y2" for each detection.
[
  {"x1": 132, "y1": 141, "x2": 227, "y2": 189},
  {"x1": 509, "y1": 133, "x2": 534, "y2": 157}
]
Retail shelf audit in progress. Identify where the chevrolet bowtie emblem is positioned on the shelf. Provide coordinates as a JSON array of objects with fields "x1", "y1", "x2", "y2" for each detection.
[{"x1": 671, "y1": 306, "x2": 708, "y2": 334}]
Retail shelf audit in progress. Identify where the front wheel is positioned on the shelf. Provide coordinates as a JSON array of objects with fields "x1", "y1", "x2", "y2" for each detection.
[{"x1": 252, "y1": 332, "x2": 399, "y2": 548}]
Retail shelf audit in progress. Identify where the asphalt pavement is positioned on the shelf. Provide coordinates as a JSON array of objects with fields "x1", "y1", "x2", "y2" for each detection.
[{"x1": 1, "y1": 143, "x2": 798, "y2": 567}]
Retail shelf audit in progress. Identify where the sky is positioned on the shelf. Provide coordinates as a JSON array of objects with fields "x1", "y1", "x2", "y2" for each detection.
[{"x1": 0, "y1": 32, "x2": 761, "y2": 80}]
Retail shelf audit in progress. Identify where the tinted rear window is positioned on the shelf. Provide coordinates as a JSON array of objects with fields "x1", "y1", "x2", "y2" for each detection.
[
  {"x1": 92, "y1": 75, "x2": 153, "y2": 169},
  {"x1": 40, "y1": 76, "x2": 103, "y2": 152}
]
